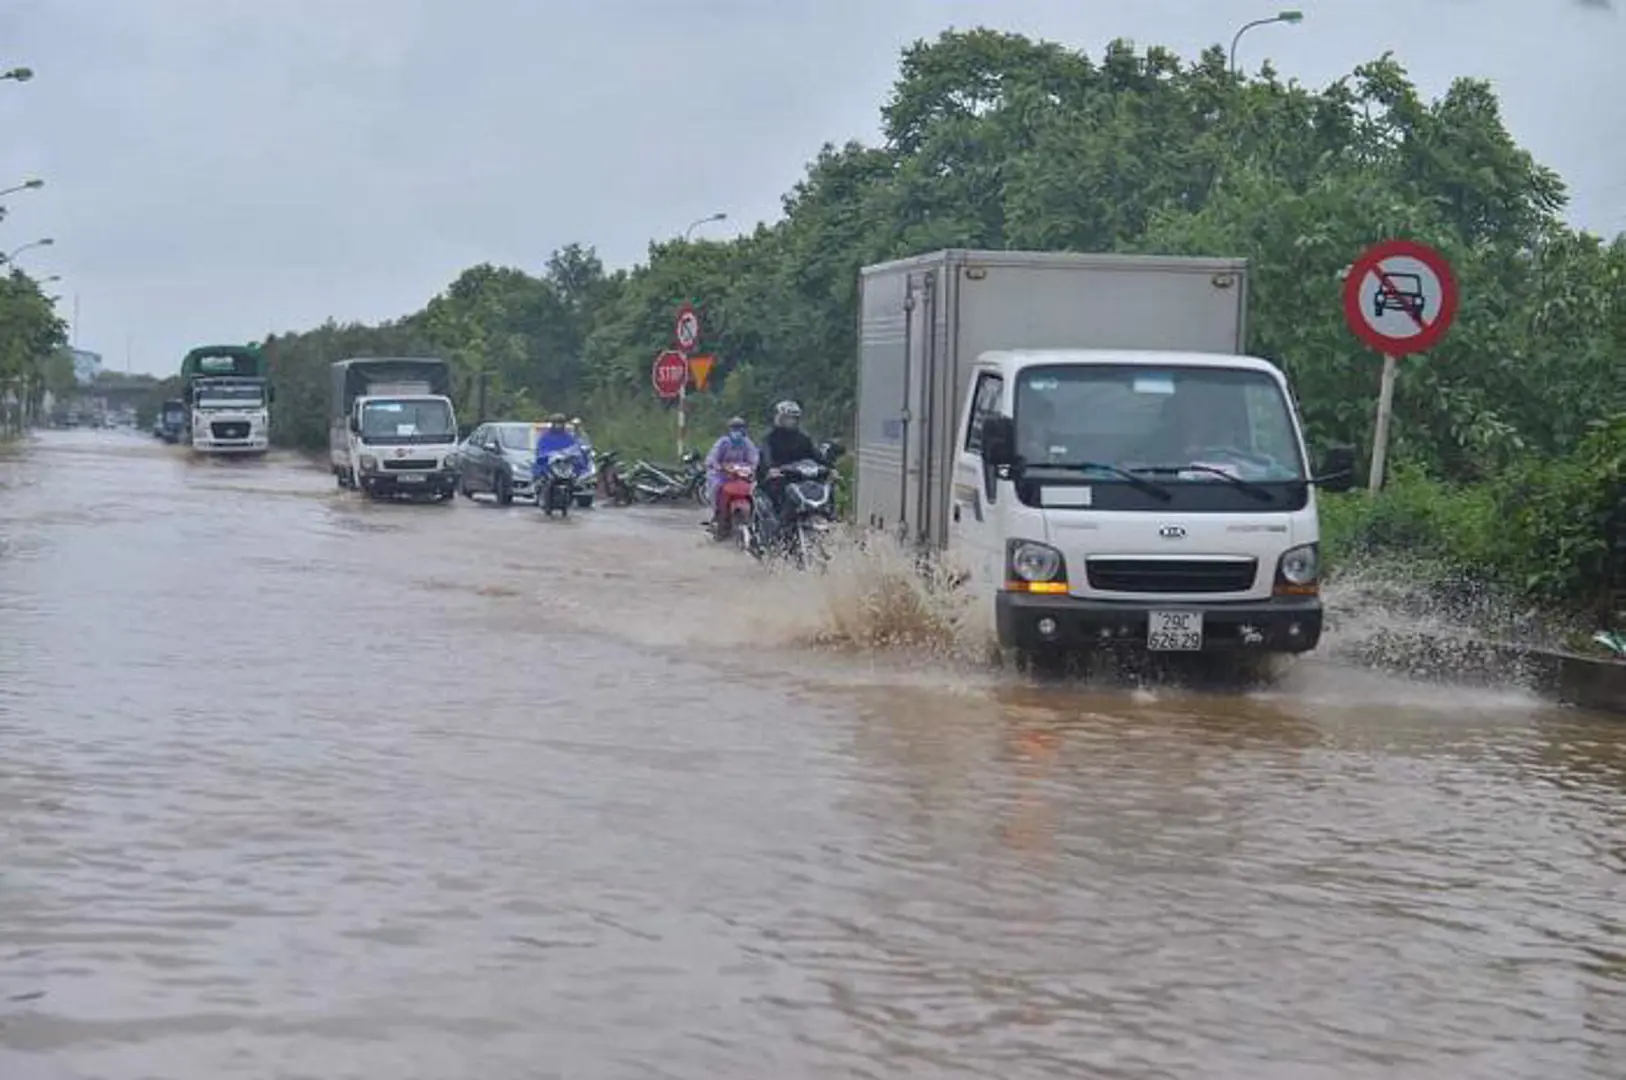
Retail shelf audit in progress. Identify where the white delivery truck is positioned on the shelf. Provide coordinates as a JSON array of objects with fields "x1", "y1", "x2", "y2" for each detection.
[
  {"x1": 181, "y1": 345, "x2": 272, "y2": 455},
  {"x1": 329, "y1": 357, "x2": 460, "y2": 501},
  {"x1": 854, "y1": 249, "x2": 1355, "y2": 665}
]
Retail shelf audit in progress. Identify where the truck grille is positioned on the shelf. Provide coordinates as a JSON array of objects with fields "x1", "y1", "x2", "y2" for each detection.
[
  {"x1": 383, "y1": 459, "x2": 437, "y2": 471},
  {"x1": 210, "y1": 421, "x2": 249, "y2": 439},
  {"x1": 1086, "y1": 558, "x2": 1257, "y2": 594}
]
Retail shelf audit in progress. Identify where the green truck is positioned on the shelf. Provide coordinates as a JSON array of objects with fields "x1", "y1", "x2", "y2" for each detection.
[{"x1": 182, "y1": 344, "x2": 272, "y2": 455}]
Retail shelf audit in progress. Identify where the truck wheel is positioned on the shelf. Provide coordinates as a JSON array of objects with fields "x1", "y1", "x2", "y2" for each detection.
[{"x1": 495, "y1": 475, "x2": 514, "y2": 506}]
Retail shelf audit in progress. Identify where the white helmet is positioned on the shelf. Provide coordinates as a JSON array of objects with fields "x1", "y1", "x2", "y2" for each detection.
[{"x1": 773, "y1": 400, "x2": 802, "y2": 428}]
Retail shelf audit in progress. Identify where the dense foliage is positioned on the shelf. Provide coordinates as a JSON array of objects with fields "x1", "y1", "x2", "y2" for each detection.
[
  {"x1": 0, "y1": 269, "x2": 67, "y2": 434},
  {"x1": 237, "y1": 31, "x2": 1622, "y2": 617}
]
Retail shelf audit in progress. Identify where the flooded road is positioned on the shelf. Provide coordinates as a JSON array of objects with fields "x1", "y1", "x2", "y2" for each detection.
[{"x1": 3, "y1": 430, "x2": 1624, "y2": 1079}]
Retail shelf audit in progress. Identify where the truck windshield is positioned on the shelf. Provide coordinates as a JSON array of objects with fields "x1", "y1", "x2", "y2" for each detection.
[
  {"x1": 196, "y1": 384, "x2": 264, "y2": 408},
  {"x1": 361, "y1": 400, "x2": 455, "y2": 444},
  {"x1": 1014, "y1": 364, "x2": 1305, "y2": 482}
]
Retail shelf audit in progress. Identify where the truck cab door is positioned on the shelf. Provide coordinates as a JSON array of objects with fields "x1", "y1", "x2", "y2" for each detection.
[{"x1": 950, "y1": 369, "x2": 1005, "y2": 596}]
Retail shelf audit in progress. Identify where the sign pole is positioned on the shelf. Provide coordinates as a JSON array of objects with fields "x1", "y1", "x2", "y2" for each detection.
[
  {"x1": 671, "y1": 301, "x2": 702, "y2": 460},
  {"x1": 1367, "y1": 353, "x2": 1399, "y2": 493},
  {"x1": 1340, "y1": 239, "x2": 1459, "y2": 496}
]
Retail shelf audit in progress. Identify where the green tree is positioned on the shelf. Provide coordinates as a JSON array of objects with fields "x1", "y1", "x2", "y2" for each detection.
[{"x1": 0, "y1": 270, "x2": 68, "y2": 431}]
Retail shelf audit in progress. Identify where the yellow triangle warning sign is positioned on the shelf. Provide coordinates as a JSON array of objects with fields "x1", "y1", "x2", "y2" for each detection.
[{"x1": 686, "y1": 354, "x2": 715, "y2": 392}]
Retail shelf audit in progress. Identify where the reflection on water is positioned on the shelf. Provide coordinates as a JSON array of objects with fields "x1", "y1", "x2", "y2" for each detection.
[{"x1": 1, "y1": 430, "x2": 1623, "y2": 1079}]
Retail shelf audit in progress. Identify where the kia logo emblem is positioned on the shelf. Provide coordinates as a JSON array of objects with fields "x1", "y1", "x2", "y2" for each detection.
[{"x1": 1158, "y1": 525, "x2": 1186, "y2": 539}]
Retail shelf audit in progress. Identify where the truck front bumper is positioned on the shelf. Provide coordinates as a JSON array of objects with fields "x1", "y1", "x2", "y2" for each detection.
[
  {"x1": 360, "y1": 469, "x2": 458, "y2": 496},
  {"x1": 193, "y1": 435, "x2": 269, "y2": 453},
  {"x1": 996, "y1": 592, "x2": 1324, "y2": 655}
]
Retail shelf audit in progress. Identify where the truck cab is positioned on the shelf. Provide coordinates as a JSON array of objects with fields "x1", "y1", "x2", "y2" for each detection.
[
  {"x1": 157, "y1": 398, "x2": 187, "y2": 444},
  {"x1": 329, "y1": 358, "x2": 459, "y2": 500},
  {"x1": 189, "y1": 377, "x2": 270, "y2": 453},
  {"x1": 952, "y1": 349, "x2": 1354, "y2": 662}
]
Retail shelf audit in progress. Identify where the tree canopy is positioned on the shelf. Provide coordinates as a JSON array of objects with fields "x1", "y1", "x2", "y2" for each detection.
[
  {"x1": 0, "y1": 268, "x2": 67, "y2": 429},
  {"x1": 254, "y1": 30, "x2": 1622, "y2": 487}
]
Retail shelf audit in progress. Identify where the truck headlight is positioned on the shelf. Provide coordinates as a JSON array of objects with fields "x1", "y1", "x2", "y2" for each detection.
[
  {"x1": 1275, "y1": 542, "x2": 1320, "y2": 590},
  {"x1": 359, "y1": 454, "x2": 379, "y2": 472},
  {"x1": 1006, "y1": 540, "x2": 1067, "y2": 594}
]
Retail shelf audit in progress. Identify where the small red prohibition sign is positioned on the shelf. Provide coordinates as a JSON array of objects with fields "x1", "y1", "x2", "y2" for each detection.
[
  {"x1": 652, "y1": 349, "x2": 688, "y2": 398},
  {"x1": 673, "y1": 303, "x2": 701, "y2": 352},
  {"x1": 1341, "y1": 238, "x2": 1459, "y2": 356}
]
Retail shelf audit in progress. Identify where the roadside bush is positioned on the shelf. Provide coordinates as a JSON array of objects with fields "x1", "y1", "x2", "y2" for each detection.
[
  {"x1": 1319, "y1": 466, "x2": 1500, "y2": 578},
  {"x1": 1322, "y1": 416, "x2": 1626, "y2": 627},
  {"x1": 1492, "y1": 412, "x2": 1626, "y2": 621}
]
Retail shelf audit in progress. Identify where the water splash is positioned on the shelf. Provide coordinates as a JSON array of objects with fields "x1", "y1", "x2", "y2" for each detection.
[{"x1": 1317, "y1": 554, "x2": 1583, "y2": 693}]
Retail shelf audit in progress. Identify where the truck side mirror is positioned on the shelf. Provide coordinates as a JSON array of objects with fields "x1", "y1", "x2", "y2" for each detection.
[
  {"x1": 1315, "y1": 444, "x2": 1356, "y2": 493},
  {"x1": 981, "y1": 415, "x2": 1016, "y2": 467},
  {"x1": 266, "y1": 386, "x2": 276, "y2": 403},
  {"x1": 348, "y1": 415, "x2": 360, "y2": 434}
]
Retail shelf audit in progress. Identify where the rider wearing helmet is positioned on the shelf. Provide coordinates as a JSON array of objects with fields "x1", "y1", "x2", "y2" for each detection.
[
  {"x1": 760, "y1": 400, "x2": 817, "y2": 472},
  {"x1": 703, "y1": 415, "x2": 759, "y2": 524},
  {"x1": 757, "y1": 399, "x2": 820, "y2": 532},
  {"x1": 533, "y1": 412, "x2": 588, "y2": 481}
]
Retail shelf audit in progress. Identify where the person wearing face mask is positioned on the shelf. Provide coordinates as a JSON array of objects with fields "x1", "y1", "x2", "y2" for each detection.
[{"x1": 703, "y1": 416, "x2": 759, "y2": 525}]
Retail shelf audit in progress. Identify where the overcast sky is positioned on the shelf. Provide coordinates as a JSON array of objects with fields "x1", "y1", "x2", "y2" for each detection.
[{"x1": 0, "y1": 0, "x2": 1620, "y2": 376}]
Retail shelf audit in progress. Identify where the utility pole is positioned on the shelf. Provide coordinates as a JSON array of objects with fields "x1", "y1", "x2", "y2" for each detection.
[{"x1": 72, "y1": 292, "x2": 79, "y2": 348}]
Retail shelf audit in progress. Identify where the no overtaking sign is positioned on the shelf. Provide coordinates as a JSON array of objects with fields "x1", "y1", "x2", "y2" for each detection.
[{"x1": 1341, "y1": 239, "x2": 1458, "y2": 356}]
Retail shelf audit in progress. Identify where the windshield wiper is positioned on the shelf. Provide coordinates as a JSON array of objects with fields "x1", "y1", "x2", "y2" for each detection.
[
  {"x1": 1029, "y1": 460, "x2": 1173, "y2": 501},
  {"x1": 1131, "y1": 463, "x2": 1276, "y2": 501}
]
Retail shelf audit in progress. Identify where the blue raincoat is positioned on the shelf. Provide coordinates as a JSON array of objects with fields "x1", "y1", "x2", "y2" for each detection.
[{"x1": 532, "y1": 429, "x2": 589, "y2": 479}]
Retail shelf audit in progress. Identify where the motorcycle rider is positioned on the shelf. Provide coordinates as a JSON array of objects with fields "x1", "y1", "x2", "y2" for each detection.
[
  {"x1": 533, "y1": 412, "x2": 589, "y2": 483},
  {"x1": 703, "y1": 415, "x2": 759, "y2": 525},
  {"x1": 757, "y1": 399, "x2": 821, "y2": 538}
]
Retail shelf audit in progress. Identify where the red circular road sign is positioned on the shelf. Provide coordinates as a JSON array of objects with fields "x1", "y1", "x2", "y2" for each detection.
[
  {"x1": 1342, "y1": 238, "x2": 1459, "y2": 356},
  {"x1": 652, "y1": 349, "x2": 688, "y2": 398},
  {"x1": 674, "y1": 303, "x2": 701, "y2": 352}
]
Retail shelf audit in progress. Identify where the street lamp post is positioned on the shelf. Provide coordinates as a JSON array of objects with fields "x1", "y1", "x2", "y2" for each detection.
[
  {"x1": 1230, "y1": 10, "x2": 1304, "y2": 76},
  {"x1": 683, "y1": 212, "x2": 727, "y2": 241},
  {"x1": 4, "y1": 237, "x2": 54, "y2": 263},
  {"x1": 0, "y1": 179, "x2": 44, "y2": 199}
]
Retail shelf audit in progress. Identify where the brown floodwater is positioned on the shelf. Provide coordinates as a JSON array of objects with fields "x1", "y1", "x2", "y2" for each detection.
[{"x1": 2, "y1": 430, "x2": 1623, "y2": 1079}]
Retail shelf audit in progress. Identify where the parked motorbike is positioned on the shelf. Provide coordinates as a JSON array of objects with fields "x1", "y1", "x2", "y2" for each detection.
[
  {"x1": 574, "y1": 446, "x2": 599, "y2": 509},
  {"x1": 746, "y1": 441, "x2": 843, "y2": 569},
  {"x1": 595, "y1": 449, "x2": 633, "y2": 506},
  {"x1": 534, "y1": 451, "x2": 579, "y2": 518},
  {"x1": 622, "y1": 451, "x2": 706, "y2": 504},
  {"x1": 710, "y1": 462, "x2": 757, "y2": 545}
]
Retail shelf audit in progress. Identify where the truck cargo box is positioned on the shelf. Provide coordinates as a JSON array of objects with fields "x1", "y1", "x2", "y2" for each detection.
[
  {"x1": 854, "y1": 249, "x2": 1249, "y2": 549},
  {"x1": 329, "y1": 357, "x2": 453, "y2": 420}
]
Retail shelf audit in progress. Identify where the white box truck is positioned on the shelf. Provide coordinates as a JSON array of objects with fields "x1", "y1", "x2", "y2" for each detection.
[
  {"x1": 854, "y1": 249, "x2": 1355, "y2": 665},
  {"x1": 329, "y1": 357, "x2": 460, "y2": 501}
]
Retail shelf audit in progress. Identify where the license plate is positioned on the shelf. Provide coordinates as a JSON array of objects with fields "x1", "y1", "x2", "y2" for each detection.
[
  {"x1": 1147, "y1": 610, "x2": 1203, "y2": 651},
  {"x1": 396, "y1": 474, "x2": 425, "y2": 484}
]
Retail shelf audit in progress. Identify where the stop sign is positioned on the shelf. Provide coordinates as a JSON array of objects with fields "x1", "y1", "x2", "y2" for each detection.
[{"x1": 652, "y1": 350, "x2": 688, "y2": 399}]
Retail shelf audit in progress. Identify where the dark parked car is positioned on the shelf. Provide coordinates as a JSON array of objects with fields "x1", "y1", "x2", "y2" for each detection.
[{"x1": 454, "y1": 421, "x2": 539, "y2": 505}]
